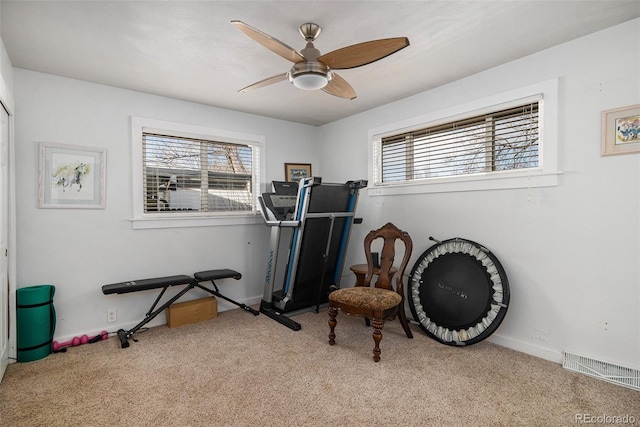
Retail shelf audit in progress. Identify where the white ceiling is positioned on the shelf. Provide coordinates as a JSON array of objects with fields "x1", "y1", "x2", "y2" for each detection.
[{"x1": 2, "y1": 1, "x2": 639, "y2": 126}]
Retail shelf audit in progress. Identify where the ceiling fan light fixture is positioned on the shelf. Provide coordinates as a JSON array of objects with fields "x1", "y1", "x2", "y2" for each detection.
[
  {"x1": 292, "y1": 73, "x2": 328, "y2": 90},
  {"x1": 288, "y1": 61, "x2": 331, "y2": 90}
]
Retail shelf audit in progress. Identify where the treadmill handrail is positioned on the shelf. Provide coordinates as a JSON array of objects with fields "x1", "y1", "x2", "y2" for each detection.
[
  {"x1": 305, "y1": 212, "x2": 355, "y2": 219},
  {"x1": 263, "y1": 220, "x2": 301, "y2": 227}
]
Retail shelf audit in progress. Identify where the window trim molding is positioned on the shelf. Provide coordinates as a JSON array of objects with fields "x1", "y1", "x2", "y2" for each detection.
[
  {"x1": 367, "y1": 78, "x2": 561, "y2": 196},
  {"x1": 131, "y1": 116, "x2": 265, "y2": 229}
]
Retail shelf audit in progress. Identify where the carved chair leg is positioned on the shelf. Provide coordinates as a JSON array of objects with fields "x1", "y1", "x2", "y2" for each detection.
[
  {"x1": 397, "y1": 305, "x2": 414, "y2": 339},
  {"x1": 328, "y1": 306, "x2": 338, "y2": 345},
  {"x1": 371, "y1": 318, "x2": 384, "y2": 362}
]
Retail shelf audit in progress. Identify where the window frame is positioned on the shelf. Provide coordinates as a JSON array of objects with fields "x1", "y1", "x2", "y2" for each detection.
[
  {"x1": 131, "y1": 117, "x2": 265, "y2": 229},
  {"x1": 368, "y1": 78, "x2": 560, "y2": 196}
]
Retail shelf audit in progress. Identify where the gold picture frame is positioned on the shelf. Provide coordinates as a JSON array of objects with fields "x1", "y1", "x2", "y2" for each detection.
[
  {"x1": 284, "y1": 163, "x2": 312, "y2": 182},
  {"x1": 601, "y1": 104, "x2": 640, "y2": 156}
]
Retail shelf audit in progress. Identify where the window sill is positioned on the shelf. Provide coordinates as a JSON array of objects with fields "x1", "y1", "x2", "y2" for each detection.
[
  {"x1": 130, "y1": 213, "x2": 263, "y2": 230},
  {"x1": 367, "y1": 170, "x2": 562, "y2": 197}
]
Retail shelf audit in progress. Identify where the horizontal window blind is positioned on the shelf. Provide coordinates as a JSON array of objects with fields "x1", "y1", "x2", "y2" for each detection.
[
  {"x1": 143, "y1": 133, "x2": 256, "y2": 214},
  {"x1": 381, "y1": 102, "x2": 539, "y2": 183}
]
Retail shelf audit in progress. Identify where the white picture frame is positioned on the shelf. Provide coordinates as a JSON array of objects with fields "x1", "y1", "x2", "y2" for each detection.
[
  {"x1": 601, "y1": 104, "x2": 640, "y2": 156},
  {"x1": 39, "y1": 142, "x2": 106, "y2": 209}
]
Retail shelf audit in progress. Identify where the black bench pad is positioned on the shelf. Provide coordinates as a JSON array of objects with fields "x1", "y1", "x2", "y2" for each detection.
[
  {"x1": 102, "y1": 275, "x2": 194, "y2": 295},
  {"x1": 194, "y1": 269, "x2": 242, "y2": 282}
]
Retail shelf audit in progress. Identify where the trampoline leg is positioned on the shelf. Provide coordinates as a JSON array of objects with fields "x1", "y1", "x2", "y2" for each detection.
[{"x1": 398, "y1": 307, "x2": 413, "y2": 339}]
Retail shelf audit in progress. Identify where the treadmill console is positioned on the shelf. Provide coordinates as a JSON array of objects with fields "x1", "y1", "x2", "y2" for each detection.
[
  {"x1": 259, "y1": 180, "x2": 302, "y2": 222},
  {"x1": 260, "y1": 193, "x2": 297, "y2": 221}
]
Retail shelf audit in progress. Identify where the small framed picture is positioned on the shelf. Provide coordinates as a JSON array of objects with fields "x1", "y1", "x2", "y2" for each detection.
[
  {"x1": 39, "y1": 143, "x2": 106, "y2": 209},
  {"x1": 284, "y1": 163, "x2": 312, "y2": 182},
  {"x1": 601, "y1": 104, "x2": 640, "y2": 156}
]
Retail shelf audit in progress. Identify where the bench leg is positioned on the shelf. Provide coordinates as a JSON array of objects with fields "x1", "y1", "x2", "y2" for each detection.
[
  {"x1": 117, "y1": 282, "x2": 197, "y2": 348},
  {"x1": 196, "y1": 282, "x2": 259, "y2": 316}
]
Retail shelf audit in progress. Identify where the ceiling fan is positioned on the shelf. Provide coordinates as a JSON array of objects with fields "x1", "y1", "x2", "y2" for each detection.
[{"x1": 231, "y1": 20, "x2": 409, "y2": 100}]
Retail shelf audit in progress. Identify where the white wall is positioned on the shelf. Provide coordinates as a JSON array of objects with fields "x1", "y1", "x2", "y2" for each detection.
[
  {"x1": 13, "y1": 70, "x2": 320, "y2": 340},
  {"x1": 318, "y1": 19, "x2": 640, "y2": 366}
]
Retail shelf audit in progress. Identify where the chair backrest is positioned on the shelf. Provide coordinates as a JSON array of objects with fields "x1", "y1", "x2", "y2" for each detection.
[{"x1": 363, "y1": 223, "x2": 413, "y2": 297}]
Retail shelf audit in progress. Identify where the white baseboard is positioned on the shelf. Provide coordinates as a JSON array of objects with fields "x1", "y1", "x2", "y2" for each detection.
[{"x1": 488, "y1": 333, "x2": 563, "y2": 364}]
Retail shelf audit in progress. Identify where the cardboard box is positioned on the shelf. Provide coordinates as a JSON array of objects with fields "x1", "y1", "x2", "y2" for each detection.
[{"x1": 167, "y1": 297, "x2": 217, "y2": 328}]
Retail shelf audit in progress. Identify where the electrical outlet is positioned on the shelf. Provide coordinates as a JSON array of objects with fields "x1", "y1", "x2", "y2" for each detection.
[{"x1": 107, "y1": 308, "x2": 116, "y2": 323}]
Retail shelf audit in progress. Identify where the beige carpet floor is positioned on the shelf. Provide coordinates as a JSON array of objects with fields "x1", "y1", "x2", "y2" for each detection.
[{"x1": 0, "y1": 307, "x2": 638, "y2": 426}]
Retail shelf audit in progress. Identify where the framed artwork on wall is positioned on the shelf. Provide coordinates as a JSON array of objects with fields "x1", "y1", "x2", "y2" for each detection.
[
  {"x1": 601, "y1": 104, "x2": 640, "y2": 156},
  {"x1": 284, "y1": 163, "x2": 312, "y2": 182},
  {"x1": 39, "y1": 142, "x2": 106, "y2": 209}
]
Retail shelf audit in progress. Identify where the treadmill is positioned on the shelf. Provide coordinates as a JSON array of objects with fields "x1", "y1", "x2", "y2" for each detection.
[{"x1": 258, "y1": 177, "x2": 367, "y2": 330}]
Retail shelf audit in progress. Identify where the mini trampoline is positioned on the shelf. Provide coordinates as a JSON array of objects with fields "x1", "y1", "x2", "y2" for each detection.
[{"x1": 409, "y1": 238, "x2": 510, "y2": 346}]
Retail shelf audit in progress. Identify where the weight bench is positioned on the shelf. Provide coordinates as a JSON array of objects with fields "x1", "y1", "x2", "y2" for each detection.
[{"x1": 102, "y1": 269, "x2": 258, "y2": 348}]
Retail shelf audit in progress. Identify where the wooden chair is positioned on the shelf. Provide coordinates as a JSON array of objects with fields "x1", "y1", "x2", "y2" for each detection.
[{"x1": 328, "y1": 222, "x2": 413, "y2": 362}]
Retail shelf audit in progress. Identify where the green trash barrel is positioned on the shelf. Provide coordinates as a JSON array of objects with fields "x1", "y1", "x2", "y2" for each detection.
[{"x1": 17, "y1": 285, "x2": 56, "y2": 362}]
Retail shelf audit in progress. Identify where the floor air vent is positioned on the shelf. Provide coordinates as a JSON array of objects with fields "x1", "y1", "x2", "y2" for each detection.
[{"x1": 563, "y1": 352, "x2": 640, "y2": 391}]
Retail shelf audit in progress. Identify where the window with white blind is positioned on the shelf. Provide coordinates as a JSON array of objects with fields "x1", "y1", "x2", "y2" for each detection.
[
  {"x1": 143, "y1": 133, "x2": 255, "y2": 213},
  {"x1": 131, "y1": 117, "x2": 264, "y2": 229},
  {"x1": 381, "y1": 102, "x2": 539, "y2": 183},
  {"x1": 368, "y1": 79, "x2": 560, "y2": 195}
]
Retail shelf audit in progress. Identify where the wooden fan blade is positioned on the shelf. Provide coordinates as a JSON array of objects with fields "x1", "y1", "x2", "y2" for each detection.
[
  {"x1": 231, "y1": 20, "x2": 306, "y2": 63},
  {"x1": 322, "y1": 73, "x2": 357, "y2": 100},
  {"x1": 239, "y1": 73, "x2": 288, "y2": 93},
  {"x1": 318, "y1": 37, "x2": 409, "y2": 70}
]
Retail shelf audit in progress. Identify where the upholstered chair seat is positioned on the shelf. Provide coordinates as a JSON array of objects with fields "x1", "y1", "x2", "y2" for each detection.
[{"x1": 329, "y1": 287, "x2": 401, "y2": 312}]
